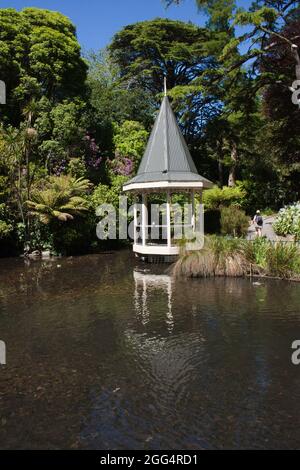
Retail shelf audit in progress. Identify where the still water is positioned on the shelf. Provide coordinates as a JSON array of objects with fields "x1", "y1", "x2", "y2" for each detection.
[{"x1": 0, "y1": 251, "x2": 300, "y2": 449}]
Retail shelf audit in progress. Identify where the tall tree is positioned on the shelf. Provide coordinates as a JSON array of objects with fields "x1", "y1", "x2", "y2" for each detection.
[
  {"x1": 109, "y1": 18, "x2": 214, "y2": 95},
  {"x1": 86, "y1": 49, "x2": 154, "y2": 132},
  {"x1": 0, "y1": 7, "x2": 87, "y2": 125},
  {"x1": 109, "y1": 18, "x2": 222, "y2": 140},
  {"x1": 0, "y1": 122, "x2": 38, "y2": 246}
]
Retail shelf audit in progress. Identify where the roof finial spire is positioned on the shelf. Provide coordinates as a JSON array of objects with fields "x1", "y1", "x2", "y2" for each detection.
[{"x1": 164, "y1": 76, "x2": 167, "y2": 97}]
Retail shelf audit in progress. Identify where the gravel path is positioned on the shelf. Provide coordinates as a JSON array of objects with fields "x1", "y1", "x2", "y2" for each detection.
[{"x1": 247, "y1": 215, "x2": 277, "y2": 241}]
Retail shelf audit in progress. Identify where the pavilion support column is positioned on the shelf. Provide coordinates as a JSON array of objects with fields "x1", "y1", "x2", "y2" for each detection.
[
  {"x1": 191, "y1": 190, "x2": 195, "y2": 233},
  {"x1": 199, "y1": 190, "x2": 204, "y2": 236},
  {"x1": 142, "y1": 193, "x2": 148, "y2": 247},
  {"x1": 133, "y1": 196, "x2": 138, "y2": 245},
  {"x1": 166, "y1": 191, "x2": 172, "y2": 248}
]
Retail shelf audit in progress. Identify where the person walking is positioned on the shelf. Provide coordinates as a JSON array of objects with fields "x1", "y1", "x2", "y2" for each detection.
[{"x1": 253, "y1": 210, "x2": 263, "y2": 237}]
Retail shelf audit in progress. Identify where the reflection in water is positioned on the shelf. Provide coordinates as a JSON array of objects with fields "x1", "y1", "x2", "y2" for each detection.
[
  {"x1": 133, "y1": 270, "x2": 174, "y2": 331},
  {"x1": 0, "y1": 251, "x2": 300, "y2": 449}
]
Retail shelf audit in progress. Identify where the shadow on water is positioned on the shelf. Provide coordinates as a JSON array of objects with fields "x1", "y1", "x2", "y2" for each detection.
[{"x1": 0, "y1": 251, "x2": 300, "y2": 449}]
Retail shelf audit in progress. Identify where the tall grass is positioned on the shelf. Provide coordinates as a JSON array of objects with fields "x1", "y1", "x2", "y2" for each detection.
[
  {"x1": 173, "y1": 236, "x2": 249, "y2": 278},
  {"x1": 265, "y1": 243, "x2": 300, "y2": 278},
  {"x1": 173, "y1": 236, "x2": 300, "y2": 280},
  {"x1": 243, "y1": 237, "x2": 269, "y2": 268}
]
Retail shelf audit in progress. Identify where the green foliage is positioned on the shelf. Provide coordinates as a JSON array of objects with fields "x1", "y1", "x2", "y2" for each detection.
[
  {"x1": 244, "y1": 236, "x2": 269, "y2": 267},
  {"x1": 68, "y1": 158, "x2": 87, "y2": 179},
  {"x1": 91, "y1": 175, "x2": 130, "y2": 210},
  {"x1": 86, "y1": 49, "x2": 154, "y2": 131},
  {"x1": 273, "y1": 204, "x2": 300, "y2": 239},
  {"x1": 0, "y1": 201, "x2": 12, "y2": 239},
  {"x1": 234, "y1": 8, "x2": 278, "y2": 28},
  {"x1": 220, "y1": 205, "x2": 249, "y2": 237},
  {"x1": 245, "y1": 237, "x2": 300, "y2": 278},
  {"x1": 1, "y1": 3, "x2": 300, "y2": 257},
  {"x1": 112, "y1": 120, "x2": 148, "y2": 172},
  {"x1": 0, "y1": 123, "x2": 38, "y2": 242},
  {"x1": 203, "y1": 184, "x2": 246, "y2": 210},
  {"x1": 36, "y1": 99, "x2": 87, "y2": 167},
  {"x1": 0, "y1": 220, "x2": 13, "y2": 239},
  {"x1": 265, "y1": 243, "x2": 300, "y2": 278},
  {"x1": 46, "y1": 101, "x2": 86, "y2": 147},
  {"x1": 51, "y1": 215, "x2": 97, "y2": 256},
  {"x1": 91, "y1": 174, "x2": 132, "y2": 247},
  {"x1": 0, "y1": 7, "x2": 87, "y2": 124},
  {"x1": 167, "y1": 1, "x2": 300, "y2": 205},
  {"x1": 109, "y1": 18, "x2": 213, "y2": 94},
  {"x1": 27, "y1": 175, "x2": 91, "y2": 224},
  {"x1": 261, "y1": 208, "x2": 275, "y2": 216},
  {"x1": 113, "y1": 121, "x2": 148, "y2": 159},
  {"x1": 109, "y1": 17, "x2": 224, "y2": 141},
  {"x1": 240, "y1": 177, "x2": 285, "y2": 214}
]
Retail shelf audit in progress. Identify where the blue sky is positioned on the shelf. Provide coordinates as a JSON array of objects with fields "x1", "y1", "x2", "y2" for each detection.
[{"x1": 1, "y1": 0, "x2": 253, "y2": 53}]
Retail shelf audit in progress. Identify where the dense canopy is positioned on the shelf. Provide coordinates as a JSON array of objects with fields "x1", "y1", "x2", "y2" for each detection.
[{"x1": 0, "y1": 2, "x2": 299, "y2": 256}]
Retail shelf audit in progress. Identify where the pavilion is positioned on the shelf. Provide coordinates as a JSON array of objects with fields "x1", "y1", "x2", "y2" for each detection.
[{"x1": 123, "y1": 81, "x2": 213, "y2": 262}]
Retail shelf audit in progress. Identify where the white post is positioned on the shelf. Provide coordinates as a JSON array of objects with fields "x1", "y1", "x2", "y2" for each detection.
[
  {"x1": 166, "y1": 191, "x2": 171, "y2": 248},
  {"x1": 199, "y1": 190, "x2": 204, "y2": 235},
  {"x1": 133, "y1": 197, "x2": 138, "y2": 245},
  {"x1": 142, "y1": 193, "x2": 147, "y2": 246},
  {"x1": 191, "y1": 190, "x2": 195, "y2": 232}
]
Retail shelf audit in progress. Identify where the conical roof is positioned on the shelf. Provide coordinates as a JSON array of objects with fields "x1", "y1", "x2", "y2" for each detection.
[{"x1": 123, "y1": 96, "x2": 213, "y2": 191}]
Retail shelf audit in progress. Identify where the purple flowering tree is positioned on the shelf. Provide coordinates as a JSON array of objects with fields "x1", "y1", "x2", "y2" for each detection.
[
  {"x1": 84, "y1": 134, "x2": 102, "y2": 170},
  {"x1": 111, "y1": 155, "x2": 134, "y2": 176}
]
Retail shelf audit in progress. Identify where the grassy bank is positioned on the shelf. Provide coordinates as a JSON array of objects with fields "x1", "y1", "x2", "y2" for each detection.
[{"x1": 173, "y1": 236, "x2": 300, "y2": 281}]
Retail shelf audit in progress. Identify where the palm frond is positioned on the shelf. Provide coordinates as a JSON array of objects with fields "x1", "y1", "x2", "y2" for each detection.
[{"x1": 27, "y1": 175, "x2": 91, "y2": 224}]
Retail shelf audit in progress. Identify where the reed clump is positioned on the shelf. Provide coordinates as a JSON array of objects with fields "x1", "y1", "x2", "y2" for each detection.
[{"x1": 173, "y1": 236, "x2": 300, "y2": 281}]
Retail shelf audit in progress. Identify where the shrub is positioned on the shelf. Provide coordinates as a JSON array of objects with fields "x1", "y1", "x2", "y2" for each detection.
[
  {"x1": 68, "y1": 157, "x2": 87, "y2": 179},
  {"x1": 27, "y1": 175, "x2": 91, "y2": 224},
  {"x1": 244, "y1": 237, "x2": 269, "y2": 268},
  {"x1": 51, "y1": 216, "x2": 96, "y2": 256},
  {"x1": 262, "y1": 208, "x2": 275, "y2": 216},
  {"x1": 273, "y1": 203, "x2": 300, "y2": 239},
  {"x1": 91, "y1": 174, "x2": 130, "y2": 210},
  {"x1": 91, "y1": 174, "x2": 133, "y2": 247},
  {"x1": 0, "y1": 220, "x2": 13, "y2": 239},
  {"x1": 220, "y1": 206, "x2": 249, "y2": 237},
  {"x1": 203, "y1": 184, "x2": 246, "y2": 210},
  {"x1": 265, "y1": 243, "x2": 300, "y2": 278}
]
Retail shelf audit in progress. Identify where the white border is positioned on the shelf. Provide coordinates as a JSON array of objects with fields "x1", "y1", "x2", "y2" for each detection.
[
  {"x1": 123, "y1": 181, "x2": 206, "y2": 192},
  {"x1": 133, "y1": 244, "x2": 179, "y2": 256}
]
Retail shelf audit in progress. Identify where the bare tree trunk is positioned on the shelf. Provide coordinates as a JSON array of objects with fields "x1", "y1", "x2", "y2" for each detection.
[
  {"x1": 228, "y1": 141, "x2": 238, "y2": 187},
  {"x1": 218, "y1": 160, "x2": 223, "y2": 188},
  {"x1": 25, "y1": 143, "x2": 31, "y2": 250},
  {"x1": 291, "y1": 44, "x2": 300, "y2": 80}
]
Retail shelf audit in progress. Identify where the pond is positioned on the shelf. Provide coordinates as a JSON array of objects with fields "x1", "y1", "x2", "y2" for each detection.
[{"x1": 0, "y1": 251, "x2": 299, "y2": 450}]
